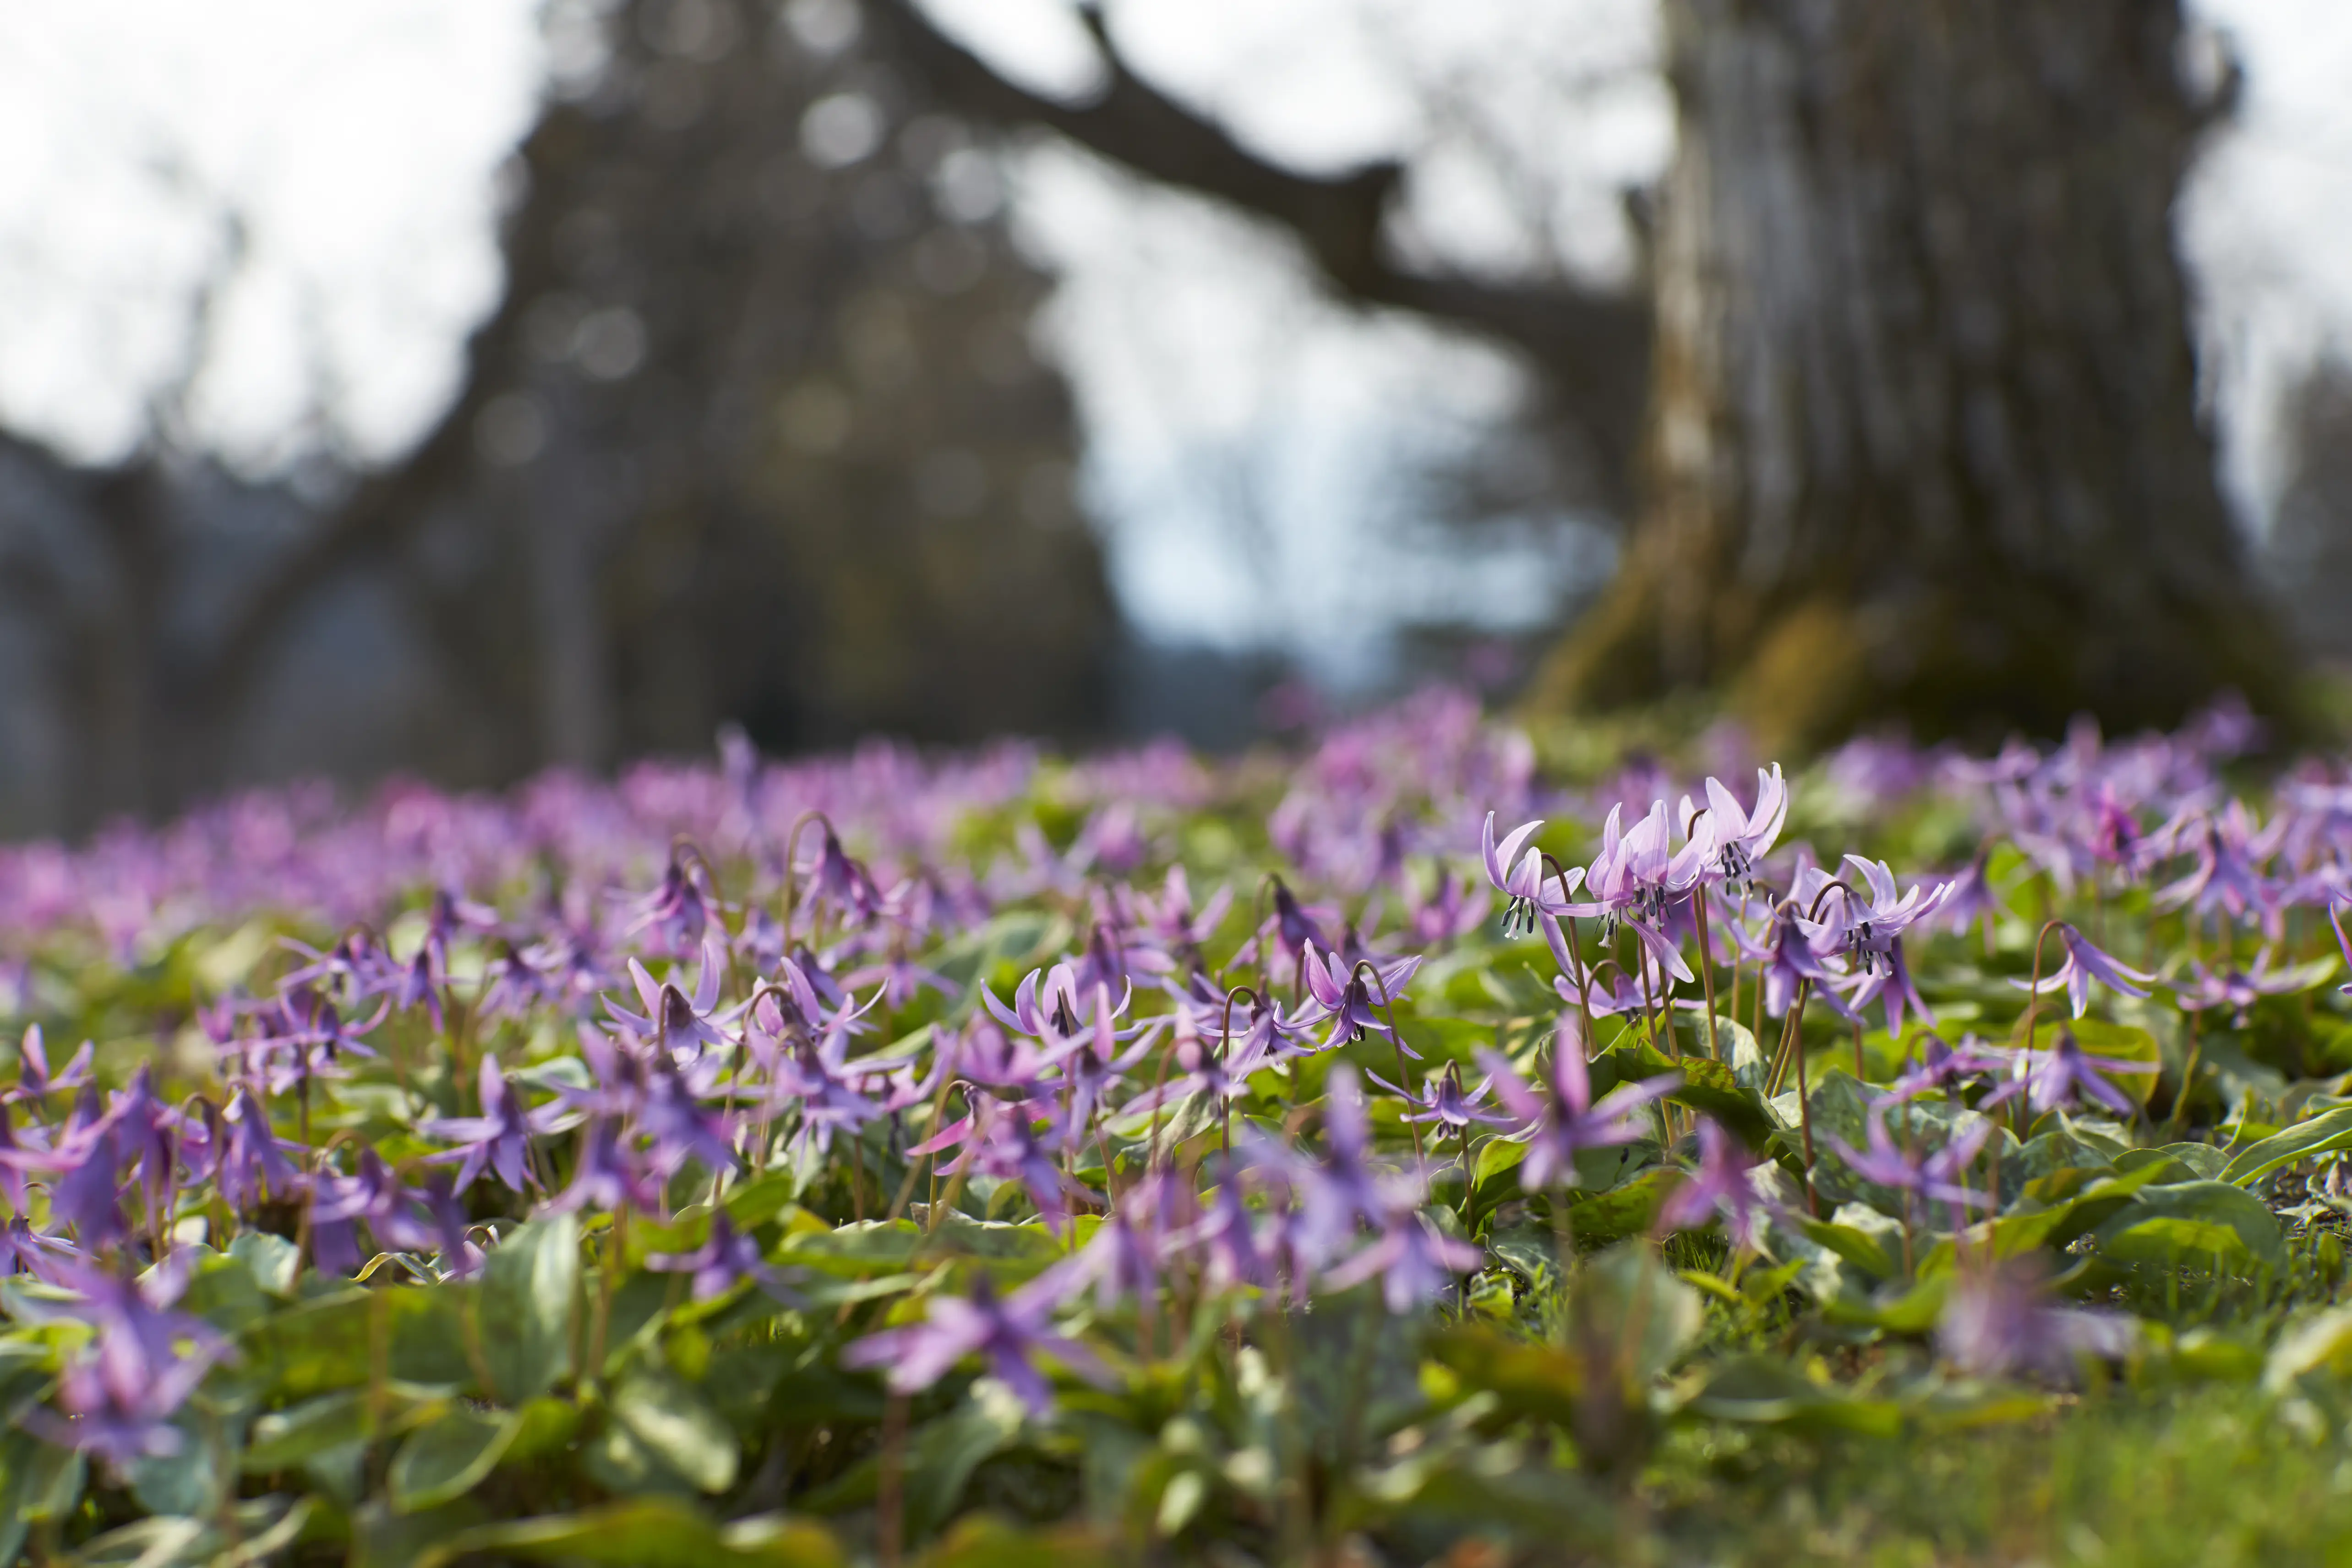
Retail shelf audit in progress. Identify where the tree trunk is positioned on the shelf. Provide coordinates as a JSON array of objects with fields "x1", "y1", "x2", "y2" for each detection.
[{"x1": 1538, "y1": 0, "x2": 2293, "y2": 745}]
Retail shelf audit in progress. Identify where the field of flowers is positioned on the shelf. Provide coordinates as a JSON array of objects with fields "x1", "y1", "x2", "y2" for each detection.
[{"x1": 8, "y1": 688, "x2": 2352, "y2": 1566}]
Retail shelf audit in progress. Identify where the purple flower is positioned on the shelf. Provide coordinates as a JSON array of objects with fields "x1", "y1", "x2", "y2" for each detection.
[
  {"x1": 212, "y1": 1087, "x2": 301, "y2": 1210},
  {"x1": 1406, "y1": 869, "x2": 1490, "y2": 948},
  {"x1": 1884, "y1": 1034, "x2": 2009, "y2": 1104},
  {"x1": 637, "y1": 1065, "x2": 743, "y2": 1182},
  {"x1": 604, "y1": 934, "x2": 736, "y2": 1068},
  {"x1": 1657, "y1": 1118, "x2": 1775, "y2": 1251},
  {"x1": 915, "y1": 1096, "x2": 1093, "y2": 1231},
  {"x1": 1296, "y1": 944, "x2": 1422, "y2": 1054},
  {"x1": 1293, "y1": 1065, "x2": 1422, "y2": 1262},
  {"x1": 1549, "y1": 801, "x2": 1701, "y2": 982},
  {"x1": 546, "y1": 1118, "x2": 665, "y2": 1217},
  {"x1": 1208, "y1": 989, "x2": 1318, "y2": 1077},
  {"x1": 1135, "y1": 864, "x2": 1233, "y2": 960},
  {"x1": 1267, "y1": 877, "x2": 1332, "y2": 962},
  {"x1": 2010, "y1": 923, "x2": 2154, "y2": 1018},
  {"x1": 646, "y1": 1210, "x2": 798, "y2": 1303},
  {"x1": 1475, "y1": 1016, "x2": 1677, "y2": 1194},
  {"x1": 1846, "y1": 935, "x2": 1935, "y2": 1038},
  {"x1": 1938, "y1": 1262, "x2": 2134, "y2": 1380},
  {"x1": 627, "y1": 852, "x2": 715, "y2": 953},
  {"x1": 1175, "y1": 1171, "x2": 1277, "y2": 1293},
  {"x1": 802, "y1": 825, "x2": 884, "y2": 927},
  {"x1": 1995, "y1": 1029, "x2": 2157, "y2": 1120},
  {"x1": 982, "y1": 962, "x2": 1130, "y2": 1054},
  {"x1": 842, "y1": 1272, "x2": 1113, "y2": 1417},
  {"x1": 0, "y1": 1214, "x2": 72, "y2": 1281},
  {"x1": 2153, "y1": 802, "x2": 2279, "y2": 933},
  {"x1": 6, "y1": 1024, "x2": 93, "y2": 1107},
  {"x1": 1366, "y1": 1060, "x2": 1509, "y2": 1132},
  {"x1": 26, "y1": 1255, "x2": 235, "y2": 1467},
  {"x1": 1936, "y1": 852, "x2": 2001, "y2": 950},
  {"x1": 1823, "y1": 1110, "x2": 1990, "y2": 1214},
  {"x1": 842, "y1": 952, "x2": 955, "y2": 1010},
  {"x1": 310, "y1": 1149, "x2": 474, "y2": 1275},
  {"x1": 763, "y1": 1028, "x2": 882, "y2": 1157},
  {"x1": 420, "y1": 1055, "x2": 568, "y2": 1194},
  {"x1": 1734, "y1": 904, "x2": 1842, "y2": 1020},
  {"x1": 1033, "y1": 1177, "x2": 1187, "y2": 1317},
  {"x1": 1319, "y1": 1211, "x2": 1483, "y2": 1313},
  {"x1": 2175, "y1": 948, "x2": 2338, "y2": 1027},
  {"x1": 1694, "y1": 765, "x2": 1788, "y2": 897},
  {"x1": 1799, "y1": 857, "x2": 1950, "y2": 980},
  {"x1": 1481, "y1": 813, "x2": 1551, "y2": 936}
]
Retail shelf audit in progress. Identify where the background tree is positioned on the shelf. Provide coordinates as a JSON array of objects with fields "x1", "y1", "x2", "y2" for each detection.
[
  {"x1": 197, "y1": 0, "x2": 1115, "y2": 778},
  {"x1": 0, "y1": 0, "x2": 1117, "y2": 833},
  {"x1": 885, "y1": 0, "x2": 2297, "y2": 745},
  {"x1": 2269, "y1": 359, "x2": 2352, "y2": 666}
]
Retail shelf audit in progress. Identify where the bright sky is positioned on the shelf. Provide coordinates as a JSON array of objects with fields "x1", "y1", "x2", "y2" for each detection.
[{"x1": 0, "y1": 0, "x2": 2346, "y2": 681}]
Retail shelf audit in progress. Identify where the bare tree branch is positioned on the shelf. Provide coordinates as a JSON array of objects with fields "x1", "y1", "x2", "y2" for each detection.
[{"x1": 868, "y1": 0, "x2": 1652, "y2": 503}]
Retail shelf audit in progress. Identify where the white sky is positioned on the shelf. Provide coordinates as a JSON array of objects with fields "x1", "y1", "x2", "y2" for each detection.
[{"x1": 0, "y1": 0, "x2": 2346, "y2": 679}]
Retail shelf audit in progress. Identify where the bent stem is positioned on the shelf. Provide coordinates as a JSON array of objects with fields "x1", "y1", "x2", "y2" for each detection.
[
  {"x1": 776, "y1": 810, "x2": 835, "y2": 945},
  {"x1": 1776, "y1": 978, "x2": 1821, "y2": 1218},
  {"x1": 1681, "y1": 807, "x2": 1724, "y2": 1064},
  {"x1": 1540, "y1": 855, "x2": 1599, "y2": 1053},
  {"x1": 1350, "y1": 959, "x2": 1425, "y2": 1164}
]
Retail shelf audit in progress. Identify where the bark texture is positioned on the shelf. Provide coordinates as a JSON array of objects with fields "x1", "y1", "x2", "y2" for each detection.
[{"x1": 1539, "y1": 0, "x2": 2292, "y2": 744}]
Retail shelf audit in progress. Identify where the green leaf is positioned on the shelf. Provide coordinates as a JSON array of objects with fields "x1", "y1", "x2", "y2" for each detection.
[
  {"x1": 415, "y1": 1499, "x2": 841, "y2": 1568},
  {"x1": 611, "y1": 1369, "x2": 739, "y2": 1494},
  {"x1": 18, "y1": 1434, "x2": 86, "y2": 1522},
  {"x1": 779, "y1": 1216, "x2": 1065, "y2": 1283},
  {"x1": 2220, "y1": 1104, "x2": 2352, "y2": 1186},
  {"x1": 2093, "y1": 1180, "x2": 2286, "y2": 1271},
  {"x1": 800, "y1": 1379, "x2": 1026, "y2": 1540},
  {"x1": 911, "y1": 1516, "x2": 1119, "y2": 1568},
  {"x1": 1681, "y1": 1354, "x2": 1903, "y2": 1437},
  {"x1": 1795, "y1": 1218, "x2": 1897, "y2": 1281},
  {"x1": 229, "y1": 1229, "x2": 303, "y2": 1298},
  {"x1": 1472, "y1": 1135, "x2": 1528, "y2": 1193},
  {"x1": 126, "y1": 1420, "x2": 227, "y2": 1519},
  {"x1": 2265, "y1": 1305, "x2": 2352, "y2": 1392},
  {"x1": 1426, "y1": 1325, "x2": 1583, "y2": 1429},
  {"x1": 1821, "y1": 1273, "x2": 1948, "y2": 1334},
  {"x1": 902, "y1": 1381, "x2": 1028, "y2": 1540},
  {"x1": 2101, "y1": 1215, "x2": 2254, "y2": 1268},
  {"x1": 390, "y1": 1405, "x2": 523, "y2": 1513},
  {"x1": 67, "y1": 1498, "x2": 312, "y2": 1568},
  {"x1": 1601, "y1": 1034, "x2": 1775, "y2": 1146},
  {"x1": 1563, "y1": 1168, "x2": 1670, "y2": 1245},
  {"x1": 1574, "y1": 1240, "x2": 1702, "y2": 1384},
  {"x1": 245, "y1": 1391, "x2": 371, "y2": 1471},
  {"x1": 245, "y1": 1286, "x2": 473, "y2": 1400},
  {"x1": 479, "y1": 1214, "x2": 579, "y2": 1404}
]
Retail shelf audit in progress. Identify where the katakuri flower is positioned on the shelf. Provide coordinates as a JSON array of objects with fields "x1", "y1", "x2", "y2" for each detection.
[
  {"x1": 1656, "y1": 1118, "x2": 1776, "y2": 1251},
  {"x1": 842, "y1": 1271, "x2": 1113, "y2": 1417},
  {"x1": 1475, "y1": 1015, "x2": 1678, "y2": 1194},
  {"x1": 1295, "y1": 944, "x2": 1422, "y2": 1054},
  {"x1": 1993, "y1": 1029, "x2": 2157, "y2": 1120},
  {"x1": 2010, "y1": 923, "x2": 2155, "y2": 1018}
]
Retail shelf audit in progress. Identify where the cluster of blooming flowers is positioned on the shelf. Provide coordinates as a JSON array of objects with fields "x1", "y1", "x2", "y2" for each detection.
[{"x1": 3, "y1": 687, "x2": 2351, "y2": 1460}]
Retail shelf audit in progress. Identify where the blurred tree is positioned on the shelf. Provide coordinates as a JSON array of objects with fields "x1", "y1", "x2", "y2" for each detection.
[
  {"x1": 0, "y1": 0, "x2": 1118, "y2": 833},
  {"x1": 884, "y1": 0, "x2": 2295, "y2": 744},
  {"x1": 2269, "y1": 359, "x2": 2352, "y2": 665},
  {"x1": 193, "y1": 0, "x2": 1113, "y2": 781}
]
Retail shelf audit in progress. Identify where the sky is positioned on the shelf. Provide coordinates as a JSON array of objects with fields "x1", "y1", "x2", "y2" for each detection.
[{"x1": 0, "y1": 0, "x2": 2347, "y2": 686}]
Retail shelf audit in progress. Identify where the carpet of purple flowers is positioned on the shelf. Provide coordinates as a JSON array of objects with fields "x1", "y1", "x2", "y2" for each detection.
[{"x1": 9, "y1": 690, "x2": 2352, "y2": 1565}]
